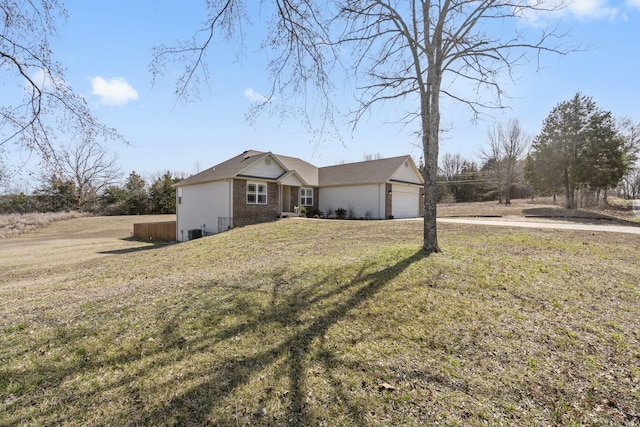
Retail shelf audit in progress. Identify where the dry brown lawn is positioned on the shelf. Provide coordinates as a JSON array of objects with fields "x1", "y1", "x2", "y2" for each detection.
[
  {"x1": 439, "y1": 197, "x2": 640, "y2": 225},
  {"x1": 1, "y1": 210, "x2": 638, "y2": 426}
]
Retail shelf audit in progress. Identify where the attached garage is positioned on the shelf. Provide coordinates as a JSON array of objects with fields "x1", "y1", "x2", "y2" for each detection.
[{"x1": 391, "y1": 185, "x2": 420, "y2": 219}]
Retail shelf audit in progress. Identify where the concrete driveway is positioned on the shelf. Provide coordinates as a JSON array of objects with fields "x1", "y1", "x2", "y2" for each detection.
[{"x1": 436, "y1": 217, "x2": 640, "y2": 235}]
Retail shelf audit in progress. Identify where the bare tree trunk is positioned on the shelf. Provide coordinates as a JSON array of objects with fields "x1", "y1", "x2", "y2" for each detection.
[
  {"x1": 504, "y1": 173, "x2": 512, "y2": 205},
  {"x1": 567, "y1": 190, "x2": 575, "y2": 209},
  {"x1": 505, "y1": 159, "x2": 516, "y2": 205},
  {"x1": 564, "y1": 171, "x2": 575, "y2": 209},
  {"x1": 422, "y1": 83, "x2": 441, "y2": 254},
  {"x1": 503, "y1": 119, "x2": 529, "y2": 205},
  {"x1": 422, "y1": 161, "x2": 439, "y2": 253},
  {"x1": 504, "y1": 158, "x2": 515, "y2": 205}
]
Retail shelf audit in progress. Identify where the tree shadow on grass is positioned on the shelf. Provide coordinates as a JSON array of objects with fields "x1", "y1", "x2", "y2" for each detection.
[
  {"x1": 136, "y1": 249, "x2": 428, "y2": 425},
  {"x1": 97, "y1": 238, "x2": 169, "y2": 254},
  {"x1": 2, "y1": 249, "x2": 427, "y2": 426}
]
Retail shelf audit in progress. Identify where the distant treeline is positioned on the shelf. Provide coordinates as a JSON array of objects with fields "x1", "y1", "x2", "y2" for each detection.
[{"x1": 0, "y1": 171, "x2": 182, "y2": 215}]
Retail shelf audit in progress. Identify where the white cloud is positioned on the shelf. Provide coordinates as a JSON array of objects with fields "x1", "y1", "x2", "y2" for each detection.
[
  {"x1": 627, "y1": 0, "x2": 640, "y2": 9},
  {"x1": 519, "y1": 0, "x2": 620, "y2": 24},
  {"x1": 91, "y1": 77, "x2": 139, "y2": 105},
  {"x1": 243, "y1": 88, "x2": 270, "y2": 103},
  {"x1": 29, "y1": 69, "x2": 58, "y2": 90},
  {"x1": 567, "y1": 0, "x2": 618, "y2": 20}
]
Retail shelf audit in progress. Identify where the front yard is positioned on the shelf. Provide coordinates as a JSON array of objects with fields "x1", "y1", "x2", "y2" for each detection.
[{"x1": 1, "y1": 215, "x2": 639, "y2": 425}]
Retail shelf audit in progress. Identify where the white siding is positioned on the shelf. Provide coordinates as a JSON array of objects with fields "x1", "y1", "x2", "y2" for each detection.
[
  {"x1": 176, "y1": 180, "x2": 231, "y2": 241},
  {"x1": 280, "y1": 173, "x2": 303, "y2": 186},
  {"x1": 320, "y1": 184, "x2": 385, "y2": 219},
  {"x1": 242, "y1": 156, "x2": 286, "y2": 179},
  {"x1": 392, "y1": 184, "x2": 420, "y2": 218},
  {"x1": 390, "y1": 159, "x2": 422, "y2": 184}
]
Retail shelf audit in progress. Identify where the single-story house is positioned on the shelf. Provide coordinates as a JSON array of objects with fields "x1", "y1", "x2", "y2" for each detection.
[{"x1": 173, "y1": 150, "x2": 424, "y2": 241}]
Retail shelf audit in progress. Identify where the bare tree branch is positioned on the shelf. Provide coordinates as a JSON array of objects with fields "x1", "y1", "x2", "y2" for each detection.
[
  {"x1": 1, "y1": 0, "x2": 126, "y2": 159},
  {"x1": 39, "y1": 138, "x2": 122, "y2": 210}
]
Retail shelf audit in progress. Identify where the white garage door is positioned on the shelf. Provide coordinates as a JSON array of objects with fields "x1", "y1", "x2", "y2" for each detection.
[{"x1": 392, "y1": 186, "x2": 420, "y2": 218}]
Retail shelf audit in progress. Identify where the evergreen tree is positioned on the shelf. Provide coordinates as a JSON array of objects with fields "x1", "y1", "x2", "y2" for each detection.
[
  {"x1": 124, "y1": 172, "x2": 148, "y2": 215},
  {"x1": 149, "y1": 172, "x2": 182, "y2": 214},
  {"x1": 100, "y1": 185, "x2": 129, "y2": 215},
  {"x1": 527, "y1": 93, "x2": 628, "y2": 208},
  {"x1": 37, "y1": 175, "x2": 78, "y2": 211}
]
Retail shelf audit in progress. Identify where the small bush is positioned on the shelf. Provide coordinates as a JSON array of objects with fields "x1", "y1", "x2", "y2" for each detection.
[{"x1": 335, "y1": 208, "x2": 347, "y2": 219}]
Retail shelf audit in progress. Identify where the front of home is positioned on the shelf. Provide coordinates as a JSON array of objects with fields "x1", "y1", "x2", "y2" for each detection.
[{"x1": 173, "y1": 150, "x2": 424, "y2": 242}]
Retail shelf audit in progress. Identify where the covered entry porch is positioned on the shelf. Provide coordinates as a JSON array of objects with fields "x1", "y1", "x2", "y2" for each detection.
[{"x1": 279, "y1": 184, "x2": 302, "y2": 217}]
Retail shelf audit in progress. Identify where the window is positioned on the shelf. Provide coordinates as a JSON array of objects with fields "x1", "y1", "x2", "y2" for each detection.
[
  {"x1": 247, "y1": 182, "x2": 267, "y2": 204},
  {"x1": 300, "y1": 188, "x2": 313, "y2": 206}
]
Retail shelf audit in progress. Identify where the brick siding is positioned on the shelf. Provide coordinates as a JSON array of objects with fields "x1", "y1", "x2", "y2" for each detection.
[
  {"x1": 385, "y1": 183, "x2": 393, "y2": 219},
  {"x1": 233, "y1": 179, "x2": 280, "y2": 227}
]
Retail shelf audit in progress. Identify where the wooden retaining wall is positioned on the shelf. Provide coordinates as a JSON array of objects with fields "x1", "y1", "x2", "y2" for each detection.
[{"x1": 133, "y1": 221, "x2": 176, "y2": 241}]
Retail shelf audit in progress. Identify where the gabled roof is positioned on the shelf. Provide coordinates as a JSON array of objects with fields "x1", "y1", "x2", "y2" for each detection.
[
  {"x1": 174, "y1": 150, "x2": 422, "y2": 188},
  {"x1": 319, "y1": 155, "x2": 423, "y2": 187},
  {"x1": 174, "y1": 150, "x2": 320, "y2": 187},
  {"x1": 174, "y1": 150, "x2": 265, "y2": 187},
  {"x1": 272, "y1": 153, "x2": 319, "y2": 187}
]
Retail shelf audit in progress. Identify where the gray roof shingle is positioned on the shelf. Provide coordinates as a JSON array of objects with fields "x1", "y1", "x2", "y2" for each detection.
[
  {"x1": 175, "y1": 150, "x2": 420, "y2": 188},
  {"x1": 271, "y1": 154, "x2": 319, "y2": 187},
  {"x1": 175, "y1": 150, "x2": 270, "y2": 187},
  {"x1": 318, "y1": 155, "x2": 417, "y2": 186}
]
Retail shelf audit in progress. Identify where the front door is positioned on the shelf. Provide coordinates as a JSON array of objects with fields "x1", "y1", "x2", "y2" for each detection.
[{"x1": 282, "y1": 185, "x2": 292, "y2": 212}]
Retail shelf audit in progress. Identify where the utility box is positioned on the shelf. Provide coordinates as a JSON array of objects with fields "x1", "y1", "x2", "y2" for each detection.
[{"x1": 188, "y1": 229, "x2": 202, "y2": 240}]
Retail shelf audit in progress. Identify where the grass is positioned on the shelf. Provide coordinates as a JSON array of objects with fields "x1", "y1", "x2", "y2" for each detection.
[
  {"x1": 0, "y1": 212, "x2": 81, "y2": 239},
  {"x1": 439, "y1": 197, "x2": 640, "y2": 224},
  {"x1": 1, "y1": 215, "x2": 639, "y2": 426}
]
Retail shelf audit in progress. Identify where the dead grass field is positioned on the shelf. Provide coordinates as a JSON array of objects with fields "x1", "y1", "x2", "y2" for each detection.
[
  {"x1": 0, "y1": 215, "x2": 175, "y2": 285},
  {"x1": 0, "y1": 212, "x2": 82, "y2": 239},
  {"x1": 0, "y1": 210, "x2": 639, "y2": 426},
  {"x1": 439, "y1": 197, "x2": 640, "y2": 225}
]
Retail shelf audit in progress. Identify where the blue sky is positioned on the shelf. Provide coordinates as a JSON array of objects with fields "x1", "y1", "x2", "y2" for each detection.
[{"x1": 4, "y1": 0, "x2": 640, "y2": 188}]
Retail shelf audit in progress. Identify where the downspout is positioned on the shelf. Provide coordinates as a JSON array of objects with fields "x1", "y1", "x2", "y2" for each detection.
[
  {"x1": 383, "y1": 181, "x2": 388, "y2": 219},
  {"x1": 378, "y1": 182, "x2": 382, "y2": 219},
  {"x1": 228, "y1": 179, "x2": 233, "y2": 229},
  {"x1": 384, "y1": 181, "x2": 388, "y2": 219},
  {"x1": 175, "y1": 186, "x2": 180, "y2": 242}
]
